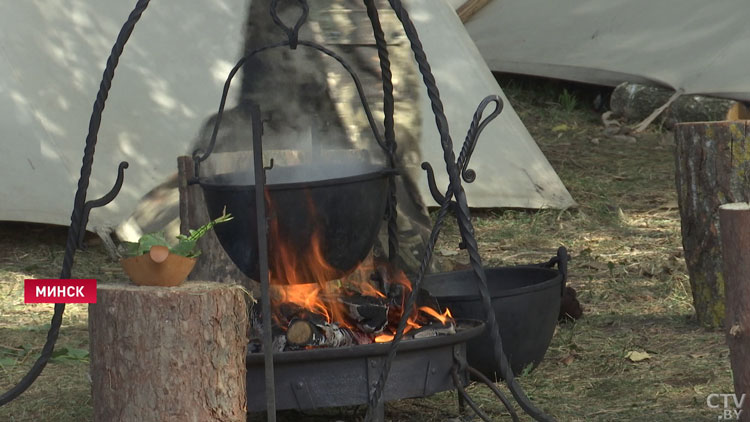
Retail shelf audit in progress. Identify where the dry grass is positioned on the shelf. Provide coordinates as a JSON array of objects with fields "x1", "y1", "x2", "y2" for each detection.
[{"x1": 0, "y1": 77, "x2": 736, "y2": 421}]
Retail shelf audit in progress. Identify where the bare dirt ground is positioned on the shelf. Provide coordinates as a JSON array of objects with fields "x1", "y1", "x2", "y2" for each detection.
[{"x1": 0, "y1": 76, "x2": 735, "y2": 421}]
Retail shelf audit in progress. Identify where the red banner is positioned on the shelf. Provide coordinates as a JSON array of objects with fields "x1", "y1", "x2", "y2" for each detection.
[{"x1": 24, "y1": 279, "x2": 97, "y2": 304}]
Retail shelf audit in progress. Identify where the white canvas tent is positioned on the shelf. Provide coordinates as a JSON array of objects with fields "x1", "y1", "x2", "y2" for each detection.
[
  {"x1": 460, "y1": 0, "x2": 750, "y2": 101},
  {"x1": 0, "y1": 0, "x2": 574, "y2": 231}
]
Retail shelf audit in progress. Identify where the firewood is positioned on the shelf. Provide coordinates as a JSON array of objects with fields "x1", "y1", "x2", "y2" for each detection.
[
  {"x1": 286, "y1": 320, "x2": 317, "y2": 345},
  {"x1": 285, "y1": 318, "x2": 371, "y2": 349},
  {"x1": 339, "y1": 291, "x2": 389, "y2": 333},
  {"x1": 610, "y1": 82, "x2": 750, "y2": 129}
]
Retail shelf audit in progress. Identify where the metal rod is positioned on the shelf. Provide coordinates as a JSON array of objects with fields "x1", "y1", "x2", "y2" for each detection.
[
  {"x1": 251, "y1": 102, "x2": 276, "y2": 421},
  {"x1": 468, "y1": 366, "x2": 520, "y2": 422},
  {"x1": 451, "y1": 367, "x2": 493, "y2": 422},
  {"x1": 0, "y1": 0, "x2": 152, "y2": 406}
]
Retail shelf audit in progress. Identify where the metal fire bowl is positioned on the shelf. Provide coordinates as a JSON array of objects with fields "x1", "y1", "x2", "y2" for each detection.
[
  {"x1": 199, "y1": 165, "x2": 394, "y2": 282},
  {"x1": 246, "y1": 320, "x2": 484, "y2": 411}
]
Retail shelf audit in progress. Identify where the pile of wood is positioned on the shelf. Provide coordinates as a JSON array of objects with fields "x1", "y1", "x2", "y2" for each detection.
[{"x1": 250, "y1": 272, "x2": 455, "y2": 352}]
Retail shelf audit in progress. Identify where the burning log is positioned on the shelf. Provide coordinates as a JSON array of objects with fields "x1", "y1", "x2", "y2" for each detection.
[
  {"x1": 286, "y1": 319, "x2": 372, "y2": 349},
  {"x1": 338, "y1": 291, "x2": 389, "y2": 333}
]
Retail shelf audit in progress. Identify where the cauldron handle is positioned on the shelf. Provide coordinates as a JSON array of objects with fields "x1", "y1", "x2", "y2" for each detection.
[{"x1": 539, "y1": 246, "x2": 569, "y2": 296}]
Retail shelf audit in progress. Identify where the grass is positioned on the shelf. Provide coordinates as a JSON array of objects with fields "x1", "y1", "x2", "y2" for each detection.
[{"x1": 0, "y1": 76, "x2": 735, "y2": 421}]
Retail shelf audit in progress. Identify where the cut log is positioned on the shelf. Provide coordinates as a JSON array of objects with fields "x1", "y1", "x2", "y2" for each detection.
[
  {"x1": 89, "y1": 282, "x2": 248, "y2": 422},
  {"x1": 610, "y1": 82, "x2": 750, "y2": 128},
  {"x1": 719, "y1": 203, "x2": 750, "y2": 421},
  {"x1": 675, "y1": 121, "x2": 750, "y2": 328},
  {"x1": 339, "y1": 291, "x2": 389, "y2": 333},
  {"x1": 610, "y1": 82, "x2": 674, "y2": 122},
  {"x1": 284, "y1": 319, "x2": 371, "y2": 349},
  {"x1": 668, "y1": 95, "x2": 750, "y2": 126}
]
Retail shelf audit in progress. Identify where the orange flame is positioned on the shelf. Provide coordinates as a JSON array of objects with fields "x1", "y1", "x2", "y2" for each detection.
[
  {"x1": 418, "y1": 306, "x2": 453, "y2": 325},
  {"x1": 264, "y1": 189, "x2": 453, "y2": 342}
]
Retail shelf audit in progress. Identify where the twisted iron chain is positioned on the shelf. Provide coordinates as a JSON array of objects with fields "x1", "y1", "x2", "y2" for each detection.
[
  {"x1": 366, "y1": 186, "x2": 453, "y2": 419},
  {"x1": 0, "y1": 0, "x2": 152, "y2": 406},
  {"x1": 372, "y1": 1, "x2": 556, "y2": 421},
  {"x1": 362, "y1": 0, "x2": 399, "y2": 263}
]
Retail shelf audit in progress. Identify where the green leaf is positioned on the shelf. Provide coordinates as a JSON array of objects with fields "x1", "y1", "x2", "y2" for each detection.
[
  {"x1": 0, "y1": 357, "x2": 16, "y2": 368},
  {"x1": 121, "y1": 241, "x2": 139, "y2": 256},
  {"x1": 137, "y1": 232, "x2": 168, "y2": 254},
  {"x1": 170, "y1": 239, "x2": 197, "y2": 258}
]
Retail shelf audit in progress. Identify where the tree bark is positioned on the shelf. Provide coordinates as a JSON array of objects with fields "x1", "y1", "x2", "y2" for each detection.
[
  {"x1": 719, "y1": 203, "x2": 750, "y2": 421},
  {"x1": 89, "y1": 282, "x2": 249, "y2": 422},
  {"x1": 675, "y1": 121, "x2": 750, "y2": 328}
]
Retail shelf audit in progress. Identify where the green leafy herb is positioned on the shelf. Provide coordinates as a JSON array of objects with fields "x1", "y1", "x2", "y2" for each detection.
[{"x1": 125, "y1": 210, "x2": 233, "y2": 258}]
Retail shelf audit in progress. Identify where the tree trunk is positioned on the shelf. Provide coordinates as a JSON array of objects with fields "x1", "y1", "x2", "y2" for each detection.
[
  {"x1": 719, "y1": 203, "x2": 750, "y2": 421},
  {"x1": 89, "y1": 282, "x2": 249, "y2": 422},
  {"x1": 674, "y1": 121, "x2": 750, "y2": 328}
]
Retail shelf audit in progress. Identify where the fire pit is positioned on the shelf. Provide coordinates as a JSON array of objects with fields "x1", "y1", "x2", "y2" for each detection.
[{"x1": 246, "y1": 320, "x2": 484, "y2": 412}]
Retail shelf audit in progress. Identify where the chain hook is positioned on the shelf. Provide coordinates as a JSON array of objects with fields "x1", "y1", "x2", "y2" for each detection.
[{"x1": 270, "y1": 0, "x2": 309, "y2": 49}]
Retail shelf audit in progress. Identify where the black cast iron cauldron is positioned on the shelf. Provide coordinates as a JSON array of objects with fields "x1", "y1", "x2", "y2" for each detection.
[
  {"x1": 200, "y1": 163, "x2": 394, "y2": 282},
  {"x1": 422, "y1": 258, "x2": 566, "y2": 379}
]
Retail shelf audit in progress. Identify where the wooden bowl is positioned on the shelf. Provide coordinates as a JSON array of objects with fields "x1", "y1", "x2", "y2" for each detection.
[{"x1": 120, "y1": 249, "x2": 197, "y2": 287}]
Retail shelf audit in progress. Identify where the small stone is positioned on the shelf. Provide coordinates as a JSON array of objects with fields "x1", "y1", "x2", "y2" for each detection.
[
  {"x1": 613, "y1": 134, "x2": 637, "y2": 144},
  {"x1": 603, "y1": 126, "x2": 621, "y2": 136},
  {"x1": 590, "y1": 138, "x2": 600, "y2": 145}
]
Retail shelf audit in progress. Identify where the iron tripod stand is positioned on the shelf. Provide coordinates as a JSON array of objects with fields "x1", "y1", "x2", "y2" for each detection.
[{"x1": 0, "y1": 1, "x2": 557, "y2": 421}]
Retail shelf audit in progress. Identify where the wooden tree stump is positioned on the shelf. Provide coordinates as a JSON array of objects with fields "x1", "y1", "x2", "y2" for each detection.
[
  {"x1": 719, "y1": 203, "x2": 750, "y2": 421},
  {"x1": 675, "y1": 121, "x2": 750, "y2": 328},
  {"x1": 89, "y1": 282, "x2": 249, "y2": 422}
]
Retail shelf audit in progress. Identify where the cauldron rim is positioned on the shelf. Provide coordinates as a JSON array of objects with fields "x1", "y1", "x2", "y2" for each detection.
[
  {"x1": 423, "y1": 266, "x2": 562, "y2": 301},
  {"x1": 198, "y1": 166, "x2": 396, "y2": 192}
]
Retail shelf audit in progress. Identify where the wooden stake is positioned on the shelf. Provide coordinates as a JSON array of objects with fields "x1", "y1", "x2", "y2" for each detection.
[{"x1": 719, "y1": 203, "x2": 750, "y2": 421}]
